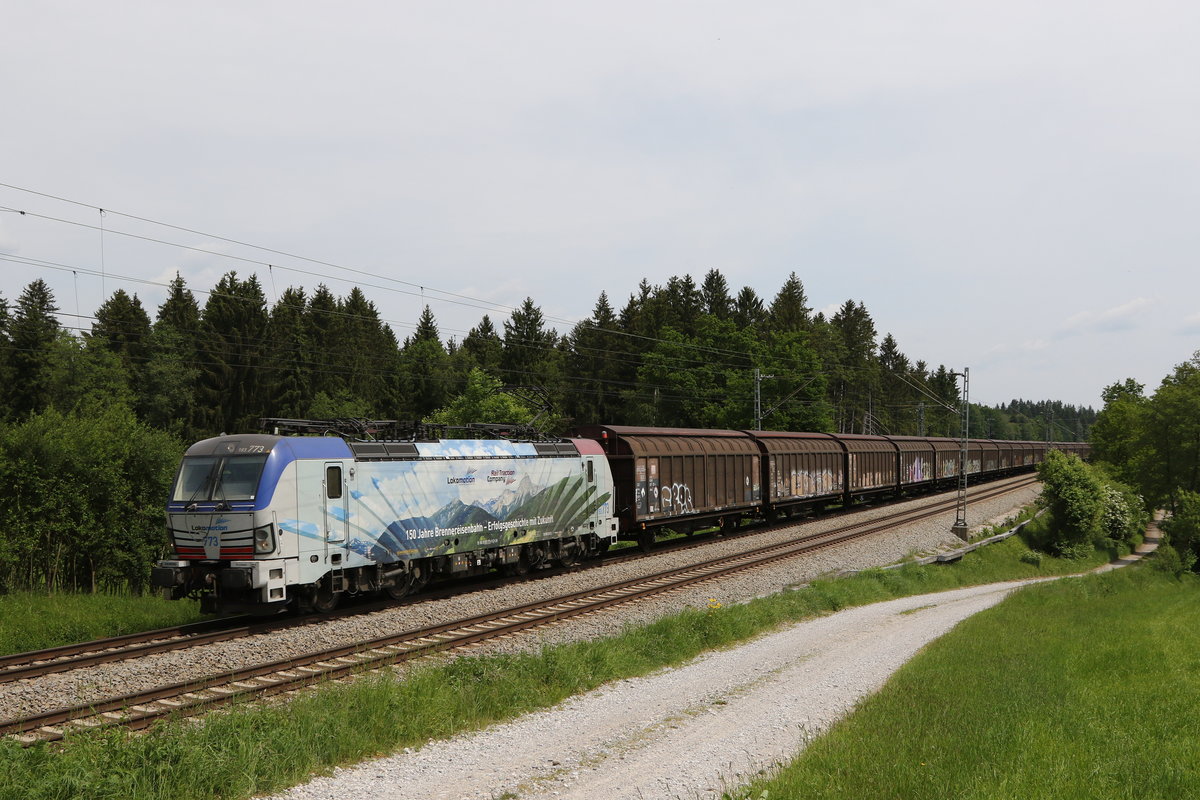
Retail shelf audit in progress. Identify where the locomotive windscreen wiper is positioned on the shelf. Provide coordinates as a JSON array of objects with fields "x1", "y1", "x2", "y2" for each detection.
[
  {"x1": 212, "y1": 464, "x2": 226, "y2": 501},
  {"x1": 185, "y1": 457, "x2": 221, "y2": 505}
]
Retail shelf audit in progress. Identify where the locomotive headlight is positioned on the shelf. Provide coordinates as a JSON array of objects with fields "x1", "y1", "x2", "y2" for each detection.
[{"x1": 254, "y1": 524, "x2": 276, "y2": 554}]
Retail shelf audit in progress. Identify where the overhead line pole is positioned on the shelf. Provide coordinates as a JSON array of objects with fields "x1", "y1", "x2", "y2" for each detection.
[
  {"x1": 951, "y1": 367, "x2": 970, "y2": 540},
  {"x1": 753, "y1": 369, "x2": 774, "y2": 430}
]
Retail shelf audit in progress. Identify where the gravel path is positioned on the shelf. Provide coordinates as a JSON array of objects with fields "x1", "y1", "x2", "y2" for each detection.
[
  {"x1": 261, "y1": 580, "x2": 1048, "y2": 800},
  {"x1": 0, "y1": 481, "x2": 1038, "y2": 726}
]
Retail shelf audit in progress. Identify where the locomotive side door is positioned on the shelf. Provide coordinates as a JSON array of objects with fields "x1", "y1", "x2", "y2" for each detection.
[{"x1": 322, "y1": 462, "x2": 349, "y2": 545}]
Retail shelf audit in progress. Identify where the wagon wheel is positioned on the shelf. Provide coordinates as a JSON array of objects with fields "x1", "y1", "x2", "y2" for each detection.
[{"x1": 637, "y1": 530, "x2": 655, "y2": 553}]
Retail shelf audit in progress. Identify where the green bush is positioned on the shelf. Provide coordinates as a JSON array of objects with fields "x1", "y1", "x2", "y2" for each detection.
[
  {"x1": 1038, "y1": 450, "x2": 1104, "y2": 556},
  {"x1": 1101, "y1": 486, "x2": 1132, "y2": 541},
  {"x1": 1036, "y1": 451, "x2": 1148, "y2": 558},
  {"x1": 0, "y1": 405, "x2": 183, "y2": 593},
  {"x1": 1151, "y1": 543, "x2": 1188, "y2": 577},
  {"x1": 1019, "y1": 550, "x2": 1043, "y2": 566},
  {"x1": 1163, "y1": 491, "x2": 1200, "y2": 573}
]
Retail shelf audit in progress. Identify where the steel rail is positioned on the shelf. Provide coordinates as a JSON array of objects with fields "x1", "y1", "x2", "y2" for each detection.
[
  {"x1": 2, "y1": 475, "x2": 1034, "y2": 744},
  {"x1": 0, "y1": 473, "x2": 1034, "y2": 685}
]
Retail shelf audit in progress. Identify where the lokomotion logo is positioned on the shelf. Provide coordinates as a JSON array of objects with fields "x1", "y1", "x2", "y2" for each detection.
[{"x1": 447, "y1": 467, "x2": 478, "y2": 486}]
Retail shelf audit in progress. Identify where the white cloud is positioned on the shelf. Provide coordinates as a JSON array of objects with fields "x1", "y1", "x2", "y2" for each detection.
[
  {"x1": 0, "y1": 216, "x2": 18, "y2": 255},
  {"x1": 1056, "y1": 298, "x2": 1152, "y2": 337},
  {"x1": 1095, "y1": 297, "x2": 1152, "y2": 330},
  {"x1": 815, "y1": 302, "x2": 843, "y2": 319}
]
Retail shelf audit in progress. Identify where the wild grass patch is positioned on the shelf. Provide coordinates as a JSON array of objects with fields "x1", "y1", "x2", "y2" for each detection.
[
  {"x1": 0, "y1": 591, "x2": 206, "y2": 657},
  {"x1": 734, "y1": 567, "x2": 1200, "y2": 800}
]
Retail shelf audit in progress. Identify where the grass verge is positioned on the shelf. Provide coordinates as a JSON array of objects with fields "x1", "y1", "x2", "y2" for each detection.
[
  {"x1": 0, "y1": 592, "x2": 206, "y2": 657},
  {"x1": 735, "y1": 565, "x2": 1200, "y2": 799},
  {"x1": 0, "y1": 526, "x2": 1136, "y2": 800}
]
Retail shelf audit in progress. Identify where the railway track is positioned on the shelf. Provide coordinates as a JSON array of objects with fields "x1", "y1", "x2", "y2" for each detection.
[
  {"x1": 0, "y1": 474, "x2": 1033, "y2": 685},
  {"x1": 1, "y1": 475, "x2": 1035, "y2": 744}
]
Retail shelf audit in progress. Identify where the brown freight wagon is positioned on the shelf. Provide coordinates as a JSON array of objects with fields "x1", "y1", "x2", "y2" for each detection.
[
  {"x1": 928, "y1": 437, "x2": 961, "y2": 481},
  {"x1": 883, "y1": 436, "x2": 938, "y2": 490},
  {"x1": 834, "y1": 434, "x2": 901, "y2": 497},
  {"x1": 992, "y1": 440, "x2": 1015, "y2": 472},
  {"x1": 572, "y1": 425, "x2": 761, "y2": 540},
  {"x1": 749, "y1": 431, "x2": 845, "y2": 515}
]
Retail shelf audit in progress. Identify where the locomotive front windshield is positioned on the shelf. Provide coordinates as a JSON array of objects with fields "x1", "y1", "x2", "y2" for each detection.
[{"x1": 172, "y1": 455, "x2": 269, "y2": 503}]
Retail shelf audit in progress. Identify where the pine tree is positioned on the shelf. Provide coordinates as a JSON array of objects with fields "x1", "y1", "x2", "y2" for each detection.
[
  {"x1": 398, "y1": 305, "x2": 451, "y2": 418},
  {"x1": 766, "y1": 272, "x2": 811, "y2": 333},
  {"x1": 141, "y1": 274, "x2": 203, "y2": 438},
  {"x1": 266, "y1": 287, "x2": 310, "y2": 419},
  {"x1": 828, "y1": 300, "x2": 879, "y2": 433},
  {"x1": 501, "y1": 297, "x2": 560, "y2": 387},
  {"x1": 91, "y1": 289, "x2": 151, "y2": 378},
  {"x1": 305, "y1": 284, "x2": 343, "y2": 396},
  {"x1": 338, "y1": 287, "x2": 397, "y2": 410},
  {"x1": 7, "y1": 280, "x2": 62, "y2": 419},
  {"x1": 564, "y1": 291, "x2": 622, "y2": 424},
  {"x1": 732, "y1": 287, "x2": 765, "y2": 329},
  {"x1": 700, "y1": 269, "x2": 733, "y2": 320},
  {"x1": 460, "y1": 315, "x2": 503, "y2": 375},
  {"x1": 876, "y1": 333, "x2": 912, "y2": 434},
  {"x1": 197, "y1": 272, "x2": 268, "y2": 433},
  {"x1": 156, "y1": 272, "x2": 201, "y2": 331},
  {"x1": 412, "y1": 305, "x2": 440, "y2": 343},
  {"x1": 929, "y1": 365, "x2": 961, "y2": 436},
  {"x1": 657, "y1": 275, "x2": 704, "y2": 337}
]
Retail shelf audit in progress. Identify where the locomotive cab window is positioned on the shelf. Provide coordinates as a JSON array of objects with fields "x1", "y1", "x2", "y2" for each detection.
[
  {"x1": 587, "y1": 459, "x2": 594, "y2": 483},
  {"x1": 326, "y1": 466, "x2": 343, "y2": 499},
  {"x1": 171, "y1": 455, "x2": 268, "y2": 503}
]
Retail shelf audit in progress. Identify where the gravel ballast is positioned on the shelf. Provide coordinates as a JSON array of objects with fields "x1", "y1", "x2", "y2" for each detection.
[{"x1": 0, "y1": 483, "x2": 1039, "y2": 727}]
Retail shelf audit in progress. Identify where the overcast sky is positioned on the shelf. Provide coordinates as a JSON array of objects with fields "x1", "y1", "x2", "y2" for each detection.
[{"x1": 3, "y1": 1, "x2": 1198, "y2": 409}]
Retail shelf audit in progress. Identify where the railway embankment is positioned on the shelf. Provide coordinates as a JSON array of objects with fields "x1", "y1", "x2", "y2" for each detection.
[
  {"x1": 1, "y1": 484, "x2": 1156, "y2": 800},
  {"x1": 0, "y1": 482, "x2": 1038, "y2": 726}
]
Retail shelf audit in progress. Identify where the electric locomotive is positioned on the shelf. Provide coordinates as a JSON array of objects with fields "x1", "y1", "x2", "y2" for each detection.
[{"x1": 152, "y1": 421, "x2": 618, "y2": 614}]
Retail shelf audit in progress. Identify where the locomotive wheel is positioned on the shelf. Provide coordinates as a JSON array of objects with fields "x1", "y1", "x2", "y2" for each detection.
[
  {"x1": 309, "y1": 580, "x2": 340, "y2": 613},
  {"x1": 385, "y1": 569, "x2": 416, "y2": 600},
  {"x1": 556, "y1": 540, "x2": 582, "y2": 568},
  {"x1": 391, "y1": 563, "x2": 429, "y2": 595},
  {"x1": 411, "y1": 565, "x2": 429, "y2": 593}
]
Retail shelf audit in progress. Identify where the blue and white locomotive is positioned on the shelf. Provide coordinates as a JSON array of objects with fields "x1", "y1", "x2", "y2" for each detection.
[{"x1": 152, "y1": 423, "x2": 618, "y2": 614}]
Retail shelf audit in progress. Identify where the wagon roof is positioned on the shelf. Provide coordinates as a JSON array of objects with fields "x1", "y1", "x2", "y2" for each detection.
[{"x1": 573, "y1": 424, "x2": 759, "y2": 457}]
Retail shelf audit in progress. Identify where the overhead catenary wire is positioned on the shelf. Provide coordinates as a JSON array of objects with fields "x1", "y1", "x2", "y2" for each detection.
[
  {"x1": 0, "y1": 188, "x2": 764, "y2": 365},
  {"x1": 0, "y1": 251, "x2": 785, "y2": 378},
  {"x1": 0, "y1": 184, "x2": 1094, "y2": 429},
  {"x1": 0, "y1": 195, "x2": 821, "y2": 375}
]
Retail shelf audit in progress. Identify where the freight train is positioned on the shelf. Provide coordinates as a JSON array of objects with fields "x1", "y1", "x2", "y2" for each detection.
[{"x1": 151, "y1": 420, "x2": 1088, "y2": 614}]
